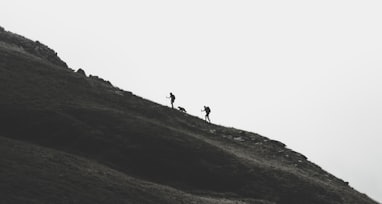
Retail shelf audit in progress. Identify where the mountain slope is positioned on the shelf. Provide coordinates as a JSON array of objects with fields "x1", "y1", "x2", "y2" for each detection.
[
  {"x1": 1, "y1": 136, "x2": 268, "y2": 204},
  {"x1": 0, "y1": 26, "x2": 377, "y2": 204}
]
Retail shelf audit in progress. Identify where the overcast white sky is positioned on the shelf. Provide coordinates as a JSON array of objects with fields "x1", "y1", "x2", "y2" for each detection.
[{"x1": 1, "y1": 0, "x2": 381, "y2": 202}]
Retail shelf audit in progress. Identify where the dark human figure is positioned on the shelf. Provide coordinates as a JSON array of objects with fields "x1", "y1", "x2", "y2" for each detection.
[
  {"x1": 202, "y1": 106, "x2": 211, "y2": 123},
  {"x1": 168, "y1": 92, "x2": 175, "y2": 108},
  {"x1": 178, "y1": 106, "x2": 187, "y2": 113}
]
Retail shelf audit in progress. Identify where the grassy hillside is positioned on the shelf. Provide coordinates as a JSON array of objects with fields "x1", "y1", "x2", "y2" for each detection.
[
  {"x1": 1, "y1": 136, "x2": 273, "y2": 204},
  {"x1": 0, "y1": 27, "x2": 377, "y2": 204}
]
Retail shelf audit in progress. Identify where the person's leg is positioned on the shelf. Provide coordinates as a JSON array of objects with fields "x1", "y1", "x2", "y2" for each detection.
[{"x1": 205, "y1": 114, "x2": 210, "y2": 122}]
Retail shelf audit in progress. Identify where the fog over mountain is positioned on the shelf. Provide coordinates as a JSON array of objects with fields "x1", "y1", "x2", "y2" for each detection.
[
  {"x1": 1, "y1": 1, "x2": 382, "y2": 203},
  {"x1": 0, "y1": 25, "x2": 379, "y2": 203}
]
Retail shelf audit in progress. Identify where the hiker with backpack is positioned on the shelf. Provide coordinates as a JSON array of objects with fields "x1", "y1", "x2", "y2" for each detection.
[
  {"x1": 167, "y1": 92, "x2": 176, "y2": 108},
  {"x1": 202, "y1": 106, "x2": 211, "y2": 123}
]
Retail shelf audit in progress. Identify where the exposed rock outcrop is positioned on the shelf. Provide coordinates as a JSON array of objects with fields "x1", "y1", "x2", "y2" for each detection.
[
  {"x1": 76, "y1": 68, "x2": 86, "y2": 77},
  {"x1": 89, "y1": 74, "x2": 112, "y2": 86}
]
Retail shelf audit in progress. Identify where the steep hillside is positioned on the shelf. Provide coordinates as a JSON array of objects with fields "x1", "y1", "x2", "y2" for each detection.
[{"x1": 0, "y1": 26, "x2": 377, "y2": 204}]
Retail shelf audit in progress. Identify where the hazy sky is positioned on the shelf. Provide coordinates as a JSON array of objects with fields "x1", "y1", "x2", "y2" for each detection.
[{"x1": 1, "y1": 0, "x2": 381, "y2": 202}]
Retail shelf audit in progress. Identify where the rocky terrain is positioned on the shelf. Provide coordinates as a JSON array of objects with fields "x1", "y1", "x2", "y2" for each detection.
[{"x1": 0, "y1": 26, "x2": 378, "y2": 204}]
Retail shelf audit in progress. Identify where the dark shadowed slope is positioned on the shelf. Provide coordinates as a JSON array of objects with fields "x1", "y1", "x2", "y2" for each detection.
[
  {"x1": 1, "y1": 136, "x2": 269, "y2": 204},
  {"x1": 0, "y1": 26, "x2": 378, "y2": 204}
]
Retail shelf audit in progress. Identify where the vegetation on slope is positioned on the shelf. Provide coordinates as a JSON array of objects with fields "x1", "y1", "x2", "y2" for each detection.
[{"x1": 0, "y1": 27, "x2": 377, "y2": 204}]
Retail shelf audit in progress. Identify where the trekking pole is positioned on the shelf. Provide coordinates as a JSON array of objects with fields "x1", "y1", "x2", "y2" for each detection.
[{"x1": 201, "y1": 109, "x2": 205, "y2": 119}]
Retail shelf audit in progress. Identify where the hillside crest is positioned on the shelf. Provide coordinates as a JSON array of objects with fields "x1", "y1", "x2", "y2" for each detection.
[
  {"x1": 0, "y1": 26, "x2": 67, "y2": 67},
  {"x1": 0, "y1": 25, "x2": 377, "y2": 204}
]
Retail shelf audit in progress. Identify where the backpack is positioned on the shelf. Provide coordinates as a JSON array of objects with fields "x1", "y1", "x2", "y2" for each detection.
[{"x1": 205, "y1": 106, "x2": 211, "y2": 113}]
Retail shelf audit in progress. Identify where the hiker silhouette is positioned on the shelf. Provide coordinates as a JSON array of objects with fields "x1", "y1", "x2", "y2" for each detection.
[
  {"x1": 202, "y1": 106, "x2": 211, "y2": 123},
  {"x1": 168, "y1": 92, "x2": 175, "y2": 108}
]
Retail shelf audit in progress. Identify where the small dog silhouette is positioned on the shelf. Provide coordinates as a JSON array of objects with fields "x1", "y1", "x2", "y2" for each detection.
[{"x1": 178, "y1": 106, "x2": 187, "y2": 113}]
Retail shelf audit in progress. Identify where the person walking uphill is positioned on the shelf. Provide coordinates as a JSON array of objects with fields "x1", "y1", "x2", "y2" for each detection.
[
  {"x1": 168, "y1": 92, "x2": 175, "y2": 108},
  {"x1": 202, "y1": 106, "x2": 211, "y2": 123}
]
